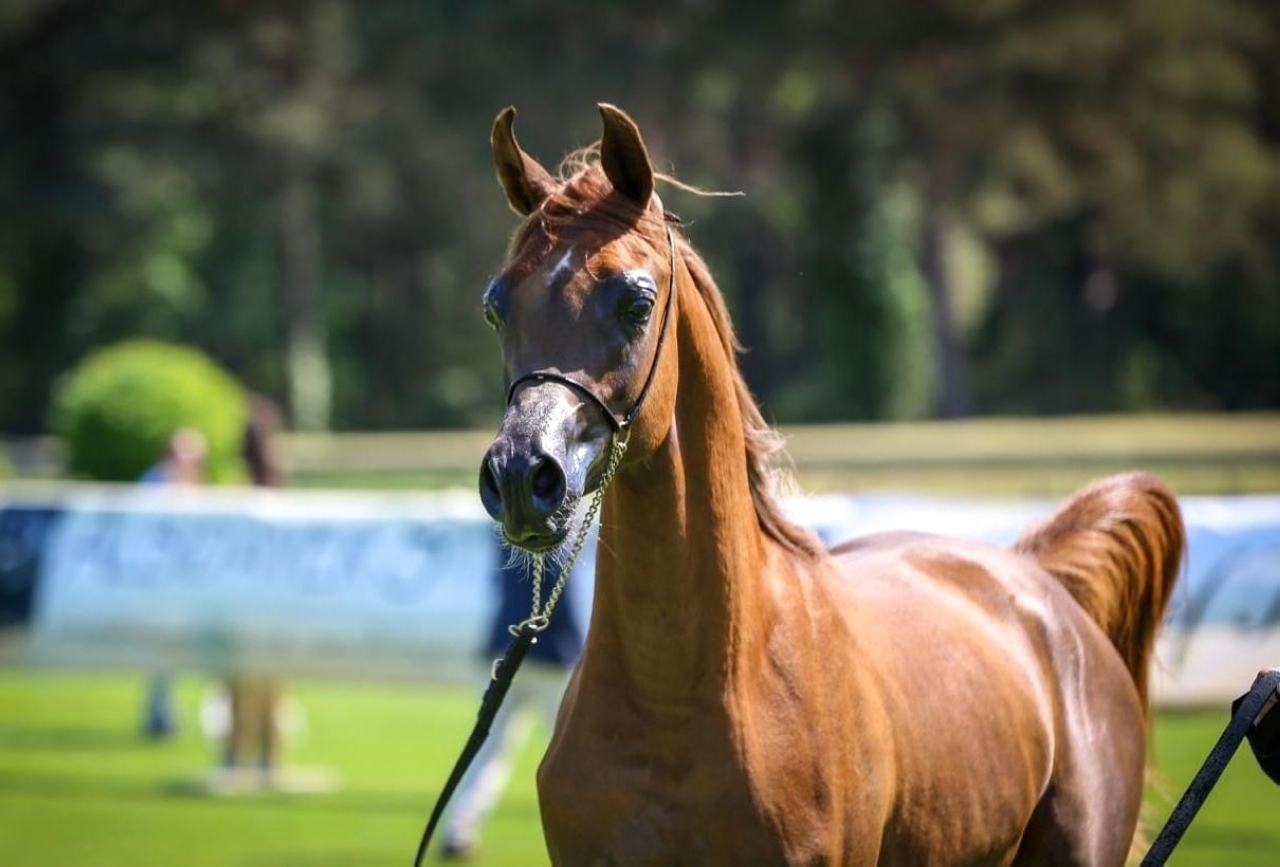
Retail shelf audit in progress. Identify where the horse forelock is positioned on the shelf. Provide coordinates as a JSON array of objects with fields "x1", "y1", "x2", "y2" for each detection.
[{"x1": 509, "y1": 154, "x2": 664, "y2": 258}]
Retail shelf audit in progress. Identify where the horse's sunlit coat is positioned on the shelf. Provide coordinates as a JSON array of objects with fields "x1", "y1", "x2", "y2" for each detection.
[{"x1": 478, "y1": 104, "x2": 1184, "y2": 866}]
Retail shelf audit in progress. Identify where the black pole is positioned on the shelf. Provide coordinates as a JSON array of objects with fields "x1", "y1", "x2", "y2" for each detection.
[{"x1": 1141, "y1": 669, "x2": 1280, "y2": 866}]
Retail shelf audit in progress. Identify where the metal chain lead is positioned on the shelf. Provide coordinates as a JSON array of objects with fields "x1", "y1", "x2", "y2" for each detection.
[{"x1": 512, "y1": 432, "x2": 630, "y2": 636}]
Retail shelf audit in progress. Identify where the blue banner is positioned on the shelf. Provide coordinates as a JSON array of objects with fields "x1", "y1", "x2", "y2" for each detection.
[
  {"x1": 1, "y1": 483, "x2": 1277, "y2": 704},
  {"x1": 0, "y1": 506, "x2": 60, "y2": 629}
]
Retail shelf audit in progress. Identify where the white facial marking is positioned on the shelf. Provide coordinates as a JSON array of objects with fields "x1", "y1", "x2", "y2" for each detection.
[{"x1": 548, "y1": 247, "x2": 576, "y2": 286}]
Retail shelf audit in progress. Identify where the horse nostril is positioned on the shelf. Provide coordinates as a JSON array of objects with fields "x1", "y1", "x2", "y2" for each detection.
[
  {"x1": 478, "y1": 456, "x2": 504, "y2": 520},
  {"x1": 529, "y1": 455, "x2": 567, "y2": 514}
]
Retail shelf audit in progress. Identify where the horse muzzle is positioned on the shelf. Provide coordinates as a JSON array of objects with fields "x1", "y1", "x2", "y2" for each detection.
[
  {"x1": 479, "y1": 383, "x2": 610, "y2": 551},
  {"x1": 479, "y1": 437, "x2": 575, "y2": 550}
]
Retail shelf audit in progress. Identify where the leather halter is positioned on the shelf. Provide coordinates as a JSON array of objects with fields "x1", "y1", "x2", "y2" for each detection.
[{"x1": 503, "y1": 222, "x2": 678, "y2": 435}]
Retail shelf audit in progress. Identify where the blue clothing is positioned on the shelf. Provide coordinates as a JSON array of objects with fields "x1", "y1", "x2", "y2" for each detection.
[
  {"x1": 138, "y1": 462, "x2": 176, "y2": 736},
  {"x1": 484, "y1": 555, "x2": 584, "y2": 666},
  {"x1": 143, "y1": 675, "x2": 175, "y2": 738},
  {"x1": 138, "y1": 464, "x2": 169, "y2": 485}
]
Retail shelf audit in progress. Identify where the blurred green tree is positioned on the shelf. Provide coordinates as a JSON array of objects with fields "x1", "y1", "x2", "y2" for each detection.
[
  {"x1": 0, "y1": 0, "x2": 1275, "y2": 435},
  {"x1": 51, "y1": 339, "x2": 247, "y2": 482}
]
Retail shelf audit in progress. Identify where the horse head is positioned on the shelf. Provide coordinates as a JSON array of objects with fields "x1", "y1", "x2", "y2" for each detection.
[{"x1": 478, "y1": 105, "x2": 679, "y2": 552}]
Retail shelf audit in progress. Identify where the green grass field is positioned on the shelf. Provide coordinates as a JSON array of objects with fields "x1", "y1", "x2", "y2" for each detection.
[
  {"x1": 0, "y1": 671, "x2": 1276, "y2": 866},
  {"x1": 4, "y1": 414, "x2": 1277, "y2": 862}
]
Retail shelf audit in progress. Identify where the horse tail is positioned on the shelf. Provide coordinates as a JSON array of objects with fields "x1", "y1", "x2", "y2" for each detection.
[{"x1": 1013, "y1": 472, "x2": 1185, "y2": 714}]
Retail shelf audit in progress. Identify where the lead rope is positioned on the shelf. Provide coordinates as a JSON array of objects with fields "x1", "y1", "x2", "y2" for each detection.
[{"x1": 411, "y1": 432, "x2": 629, "y2": 867}]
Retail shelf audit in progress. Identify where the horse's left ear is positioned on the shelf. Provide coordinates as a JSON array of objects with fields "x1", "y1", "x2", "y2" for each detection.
[
  {"x1": 492, "y1": 106, "x2": 558, "y2": 217},
  {"x1": 598, "y1": 103, "x2": 655, "y2": 208}
]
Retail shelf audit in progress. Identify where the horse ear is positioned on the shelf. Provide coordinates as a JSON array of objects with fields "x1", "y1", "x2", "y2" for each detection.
[
  {"x1": 598, "y1": 103, "x2": 655, "y2": 208},
  {"x1": 492, "y1": 106, "x2": 557, "y2": 217}
]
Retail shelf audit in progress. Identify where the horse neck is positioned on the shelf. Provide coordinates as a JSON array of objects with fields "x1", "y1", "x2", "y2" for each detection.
[{"x1": 586, "y1": 266, "x2": 779, "y2": 710}]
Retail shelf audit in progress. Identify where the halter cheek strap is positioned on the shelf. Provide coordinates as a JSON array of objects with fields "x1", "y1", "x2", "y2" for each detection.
[{"x1": 504, "y1": 223, "x2": 678, "y2": 436}]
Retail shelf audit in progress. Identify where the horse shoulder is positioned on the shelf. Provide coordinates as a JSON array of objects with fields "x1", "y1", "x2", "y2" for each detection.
[{"x1": 720, "y1": 553, "x2": 897, "y2": 863}]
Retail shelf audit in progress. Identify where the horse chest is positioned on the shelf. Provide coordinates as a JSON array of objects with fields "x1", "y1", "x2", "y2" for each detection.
[{"x1": 538, "y1": 728, "x2": 789, "y2": 866}]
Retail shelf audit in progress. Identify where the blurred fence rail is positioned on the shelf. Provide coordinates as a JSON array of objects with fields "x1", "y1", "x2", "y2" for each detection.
[
  {"x1": 5, "y1": 412, "x2": 1280, "y2": 496},
  {"x1": 776, "y1": 413, "x2": 1280, "y2": 496}
]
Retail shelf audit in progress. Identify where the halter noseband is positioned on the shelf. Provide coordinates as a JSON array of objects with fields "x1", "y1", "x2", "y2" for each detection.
[{"x1": 503, "y1": 222, "x2": 678, "y2": 436}]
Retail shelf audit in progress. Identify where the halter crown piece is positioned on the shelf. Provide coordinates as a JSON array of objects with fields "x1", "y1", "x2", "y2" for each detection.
[{"x1": 412, "y1": 219, "x2": 678, "y2": 867}]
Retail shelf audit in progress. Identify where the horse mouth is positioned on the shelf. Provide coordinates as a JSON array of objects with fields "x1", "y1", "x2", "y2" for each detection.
[
  {"x1": 501, "y1": 496, "x2": 580, "y2": 553},
  {"x1": 503, "y1": 526, "x2": 569, "y2": 554}
]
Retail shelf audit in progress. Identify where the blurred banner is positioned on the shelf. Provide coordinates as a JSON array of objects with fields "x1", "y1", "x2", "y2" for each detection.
[
  {"x1": 789, "y1": 493, "x2": 1280, "y2": 707},
  {"x1": 0, "y1": 484, "x2": 563, "y2": 686},
  {"x1": 1, "y1": 483, "x2": 1277, "y2": 706}
]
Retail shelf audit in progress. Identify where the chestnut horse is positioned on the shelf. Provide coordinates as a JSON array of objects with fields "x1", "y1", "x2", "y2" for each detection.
[{"x1": 477, "y1": 104, "x2": 1184, "y2": 866}]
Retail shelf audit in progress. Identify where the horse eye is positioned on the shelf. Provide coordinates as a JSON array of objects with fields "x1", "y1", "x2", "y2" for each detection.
[
  {"x1": 483, "y1": 300, "x2": 503, "y2": 331},
  {"x1": 621, "y1": 294, "x2": 655, "y2": 327}
]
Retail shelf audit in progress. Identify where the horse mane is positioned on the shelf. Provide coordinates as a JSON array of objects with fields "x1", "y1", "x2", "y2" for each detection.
[
  {"x1": 677, "y1": 240, "x2": 824, "y2": 559},
  {"x1": 511, "y1": 152, "x2": 822, "y2": 560}
]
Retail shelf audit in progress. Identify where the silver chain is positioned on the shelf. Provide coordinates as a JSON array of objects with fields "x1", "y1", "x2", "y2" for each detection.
[{"x1": 511, "y1": 433, "x2": 629, "y2": 636}]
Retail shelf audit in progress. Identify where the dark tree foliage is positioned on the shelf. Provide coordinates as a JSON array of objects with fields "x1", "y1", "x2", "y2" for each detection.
[{"x1": 0, "y1": 0, "x2": 1276, "y2": 433}]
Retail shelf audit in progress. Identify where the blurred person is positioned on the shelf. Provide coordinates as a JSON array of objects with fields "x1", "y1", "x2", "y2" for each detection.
[
  {"x1": 139, "y1": 427, "x2": 208, "y2": 486},
  {"x1": 139, "y1": 427, "x2": 208, "y2": 738},
  {"x1": 214, "y1": 394, "x2": 293, "y2": 789},
  {"x1": 439, "y1": 544, "x2": 586, "y2": 860}
]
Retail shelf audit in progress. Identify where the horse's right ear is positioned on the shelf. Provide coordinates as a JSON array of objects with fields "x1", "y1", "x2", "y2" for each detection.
[
  {"x1": 492, "y1": 106, "x2": 557, "y2": 217},
  {"x1": 598, "y1": 103, "x2": 654, "y2": 208}
]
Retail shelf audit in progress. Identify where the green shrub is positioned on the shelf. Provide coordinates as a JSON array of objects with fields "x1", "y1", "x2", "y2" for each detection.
[{"x1": 51, "y1": 340, "x2": 247, "y2": 483}]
